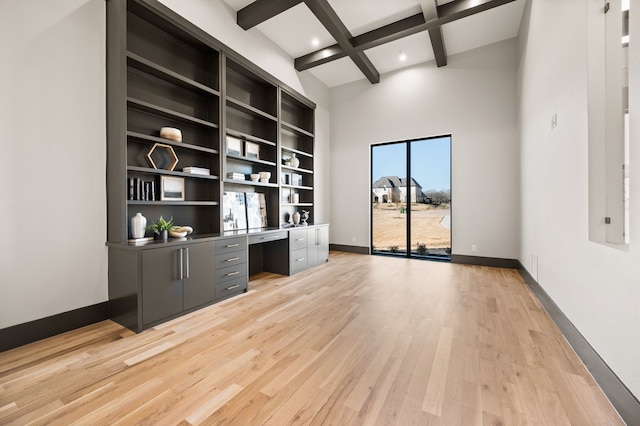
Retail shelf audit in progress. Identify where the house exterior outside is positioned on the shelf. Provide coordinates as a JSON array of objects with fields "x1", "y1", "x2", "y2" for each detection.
[{"x1": 372, "y1": 176, "x2": 426, "y2": 203}]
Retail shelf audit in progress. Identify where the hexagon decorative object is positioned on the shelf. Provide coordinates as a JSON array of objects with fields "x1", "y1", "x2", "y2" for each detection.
[{"x1": 146, "y1": 143, "x2": 179, "y2": 171}]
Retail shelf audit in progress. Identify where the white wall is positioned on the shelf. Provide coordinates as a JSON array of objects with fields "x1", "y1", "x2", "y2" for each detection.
[
  {"x1": 0, "y1": 0, "x2": 107, "y2": 329},
  {"x1": 329, "y1": 39, "x2": 520, "y2": 258},
  {"x1": 0, "y1": 0, "x2": 330, "y2": 329},
  {"x1": 518, "y1": 0, "x2": 640, "y2": 397}
]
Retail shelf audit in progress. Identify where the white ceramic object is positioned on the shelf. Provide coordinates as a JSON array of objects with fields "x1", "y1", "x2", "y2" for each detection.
[
  {"x1": 290, "y1": 153, "x2": 300, "y2": 168},
  {"x1": 169, "y1": 229, "x2": 188, "y2": 238},
  {"x1": 131, "y1": 212, "x2": 146, "y2": 238},
  {"x1": 292, "y1": 211, "x2": 301, "y2": 225},
  {"x1": 250, "y1": 173, "x2": 260, "y2": 182},
  {"x1": 160, "y1": 127, "x2": 182, "y2": 142},
  {"x1": 259, "y1": 171, "x2": 271, "y2": 182},
  {"x1": 173, "y1": 226, "x2": 193, "y2": 235}
]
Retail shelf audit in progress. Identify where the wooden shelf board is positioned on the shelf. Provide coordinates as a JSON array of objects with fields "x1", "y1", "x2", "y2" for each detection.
[
  {"x1": 281, "y1": 165, "x2": 313, "y2": 174},
  {"x1": 127, "y1": 131, "x2": 218, "y2": 155},
  {"x1": 281, "y1": 146, "x2": 313, "y2": 158},
  {"x1": 127, "y1": 97, "x2": 218, "y2": 129},
  {"x1": 226, "y1": 129, "x2": 276, "y2": 146},
  {"x1": 128, "y1": 165, "x2": 219, "y2": 180},
  {"x1": 223, "y1": 179, "x2": 278, "y2": 188},
  {"x1": 225, "y1": 153, "x2": 276, "y2": 167},
  {"x1": 281, "y1": 120, "x2": 314, "y2": 138},
  {"x1": 127, "y1": 52, "x2": 220, "y2": 96},
  {"x1": 127, "y1": 200, "x2": 219, "y2": 206},
  {"x1": 281, "y1": 185, "x2": 313, "y2": 190},
  {"x1": 280, "y1": 203, "x2": 314, "y2": 207},
  {"x1": 227, "y1": 97, "x2": 277, "y2": 122}
]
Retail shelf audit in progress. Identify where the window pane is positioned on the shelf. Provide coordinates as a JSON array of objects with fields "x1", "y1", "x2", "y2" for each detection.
[{"x1": 372, "y1": 143, "x2": 407, "y2": 254}]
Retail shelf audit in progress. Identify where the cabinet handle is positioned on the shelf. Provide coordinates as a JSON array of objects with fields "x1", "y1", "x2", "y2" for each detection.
[
  {"x1": 316, "y1": 228, "x2": 320, "y2": 245},
  {"x1": 226, "y1": 284, "x2": 240, "y2": 291},
  {"x1": 226, "y1": 257, "x2": 240, "y2": 262},
  {"x1": 296, "y1": 257, "x2": 305, "y2": 262},
  {"x1": 179, "y1": 248, "x2": 184, "y2": 280},
  {"x1": 185, "y1": 247, "x2": 190, "y2": 279},
  {"x1": 226, "y1": 271, "x2": 240, "y2": 276},
  {"x1": 262, "y1": 235, "x2": 279, "y2": 240},
  {"x1": 226, "y1": 243, "x2": 240, "y2": 248},
  {"x1": 295, "y1": 238, "x2": 305, "y2": 241}
]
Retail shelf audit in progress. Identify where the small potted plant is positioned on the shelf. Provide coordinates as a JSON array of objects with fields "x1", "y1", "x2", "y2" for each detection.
[
  {"x1": 147, "y1": 216, "x2": 174, "y2": 241},
  {"x1": 282, "y1": 155, "x2": 291, "y2": 167}
]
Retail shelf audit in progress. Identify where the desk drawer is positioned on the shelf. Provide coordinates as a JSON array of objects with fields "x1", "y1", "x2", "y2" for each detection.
[
  {"x1": 248, "y1": 231, "x2": 288, "y2": 245},
  {"x1": 216, "y1": 263, "x2": 247, "y2": 284},
  {"x1": 215, "y1": 249, "x2": 247, "y2": 269},
  {"x1": 215, "y1": 237, "x2": 246, "y2": 254},
  {"x1": 290, "y1": 247, "x2": 308, "y2": 274},
  {"x1": 289, "y1": 229, "x2": 307, "y2": 251},
  {"x1": 216, "y1": 278, "x2": 247, "y2": 299}
]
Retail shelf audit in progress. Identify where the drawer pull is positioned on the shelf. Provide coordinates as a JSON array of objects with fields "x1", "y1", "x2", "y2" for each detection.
[
  {"x1": 225, "y1": 243, "x2": 240, "y2": 248},
  {"x1": 295, "y1": 238, "x2": 305, "y2": 241},
  {"x1": 226, "y1": 271, "x2": 240, "y2": 276},
  {"x1": 262, "y1": 235, "x2": 279, "y2": 240},
  {"x1": 226, "y1": 257, "x2": 240, "y2": 262},
  {"x1": 226, "y1": 284, "x2": 240, "y2": 291},
  {"x1": 296, "y1": 257, "x2": 305, "y2": 262}
]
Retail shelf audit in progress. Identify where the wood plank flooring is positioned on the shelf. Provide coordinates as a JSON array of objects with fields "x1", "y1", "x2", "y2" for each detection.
[{"x1": 0, "y1": 252, "x2": 623, "y2": 425}]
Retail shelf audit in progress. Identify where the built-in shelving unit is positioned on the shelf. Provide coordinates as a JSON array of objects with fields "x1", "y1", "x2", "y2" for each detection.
[
  {"x1": 279, "y1": 91, "x2": 315, "y2": 226},
  {"x1": 106, "y1": 0, "x2": 321, "y2": 332},
  {"x1": 108, "y1": 0, "x2": 316, "y2": 239}
]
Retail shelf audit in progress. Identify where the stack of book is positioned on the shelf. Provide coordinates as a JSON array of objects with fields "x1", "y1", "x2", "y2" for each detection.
[
  {"x1": 128, "y1": 177, "x2": 156, "y2": 201},
  {"x1": 183, "y1": 166, "x2": 210, "y2": 176},
  {"x1": 227, "y1": 172, "x2": 245, "y2": 181}
]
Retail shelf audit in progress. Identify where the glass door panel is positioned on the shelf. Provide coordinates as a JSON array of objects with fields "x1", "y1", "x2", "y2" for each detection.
[
  {"x1": 371, "y1": 143, "x2": 407, "y2": 255},
  {"x1": 410, "y1": 137, "x2": 451, "y2": 258}
]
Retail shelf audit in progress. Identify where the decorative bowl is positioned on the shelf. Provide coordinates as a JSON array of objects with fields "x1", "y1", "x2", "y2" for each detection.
[
  {"x1": 258, "y1": 171, "x2": 271, "y2": 182},
  {"x1": 169, "y1": 230, "x2": 187, "y2": 238},
  {"x1": 250, "y1": 173, "x2": 260, "y2": 182},
  {"x1": 159, "y1": 127, "x2": 182, "y2": 142}
]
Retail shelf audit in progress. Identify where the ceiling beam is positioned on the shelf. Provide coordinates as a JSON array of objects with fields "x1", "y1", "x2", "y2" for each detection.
[
  {"x1": 421, "y1": 0, "x2": 447, "y2": 67},
  {"x1": 295, "y1": 0, "x2": 515, "y2": 71},
  {"x1": 237, "y1": 0, "x2": 303, "y2": 30},
  {"x1": 303, "y1": 0, "x2": 380, "y2": 83}
]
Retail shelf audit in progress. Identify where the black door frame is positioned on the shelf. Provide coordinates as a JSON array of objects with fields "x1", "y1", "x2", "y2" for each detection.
[{"x1": 370, "y1": 134, "x2": 452, "y2": 260}]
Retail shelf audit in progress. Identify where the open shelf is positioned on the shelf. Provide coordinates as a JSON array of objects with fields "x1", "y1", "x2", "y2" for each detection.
[
  {"x1": 128, "y1": 166, "x2": 219, "y2": 180},
  {"x1": 127, "y1": 131, "x2": 218, "y2": 154},
  {"x1": 128, "y1": 97, "x2": 218, "y2": 129}
]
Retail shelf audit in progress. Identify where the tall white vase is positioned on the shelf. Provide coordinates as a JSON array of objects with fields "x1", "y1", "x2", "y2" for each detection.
[
  {"x1": 131, "y1": 212, "x2": 147, "y2": 238},
  {"x1": 290, "y1": 153, "x2": 300, "y2": 168}
]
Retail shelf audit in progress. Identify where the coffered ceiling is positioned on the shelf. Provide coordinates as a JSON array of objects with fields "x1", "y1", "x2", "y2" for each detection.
[{"x1": 221, "y1": 0, "x2": 526, "y2": 87}]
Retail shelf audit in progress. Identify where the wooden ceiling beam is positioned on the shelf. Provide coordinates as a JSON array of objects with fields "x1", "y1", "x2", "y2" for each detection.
[
  {"x1": 303, "y1": 0, "x2": 380, "y2": 83},
  {"x1": 237, "y1": 0, "x2": 303, "y2": 30},
  {"x1": 295, "y1": 0, "x2": 515, "y2": 72},
  {"x1": 421, "y1": 0, "x2": 447, "y2": 67}
]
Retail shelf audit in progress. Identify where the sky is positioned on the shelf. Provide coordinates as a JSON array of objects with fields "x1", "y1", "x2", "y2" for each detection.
[{"x1": 371, "y1": 136, "x2": 451, "y2": 191}]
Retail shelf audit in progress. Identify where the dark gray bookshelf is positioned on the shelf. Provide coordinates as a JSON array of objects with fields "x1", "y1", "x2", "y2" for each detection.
[{"x1": 107, "y1": 0, "x2": 319, "y2": 332}]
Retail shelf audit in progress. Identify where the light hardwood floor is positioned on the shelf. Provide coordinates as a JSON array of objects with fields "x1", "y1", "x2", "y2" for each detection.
[{"x1": 0, "y1": 252, "x2": 623, "y2": 425}]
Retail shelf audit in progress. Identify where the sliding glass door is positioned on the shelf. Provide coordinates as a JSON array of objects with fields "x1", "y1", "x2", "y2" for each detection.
[{"x1": 371, "y1": 136, "x2": 451, "y2": 259}]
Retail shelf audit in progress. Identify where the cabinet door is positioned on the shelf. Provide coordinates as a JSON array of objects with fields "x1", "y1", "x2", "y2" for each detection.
[
  {"x1": 142, "y1": 247, "x2": 183, "y2": 326},
  {"x1": 317, "y1": 226, "x2": 329, "y2": 264},
  {"x1": 306, "y1": 228, "x2": 319, "y2": 267},
  {"x1": 183, "y1": 241, "x2": 216, "y2": 310}
]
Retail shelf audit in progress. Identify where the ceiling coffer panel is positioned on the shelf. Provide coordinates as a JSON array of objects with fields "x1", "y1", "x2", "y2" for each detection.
[{"x1": 228, "y1": 0, "x2": 524, "y2": 86}]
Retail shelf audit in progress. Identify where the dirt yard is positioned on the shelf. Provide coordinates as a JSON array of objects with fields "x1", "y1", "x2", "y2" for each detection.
[{"x1": 372, "y1": 203, "x2": 451, "y2": 252}]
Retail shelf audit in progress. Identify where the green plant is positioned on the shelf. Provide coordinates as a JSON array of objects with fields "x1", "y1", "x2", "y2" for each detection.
[
  {"x1": 416, "y1": 242, "x2": 428, "y2": 255},
  {"x1": 147, "y1": 216, "x2": 175, "y2": 234}
]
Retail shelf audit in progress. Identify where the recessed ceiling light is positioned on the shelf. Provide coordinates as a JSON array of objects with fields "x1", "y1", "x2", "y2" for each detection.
[
  {"x1": 399, "y1": 51, "x2": 407, "y2": 62},
  {"x1": 311, "y1": 37, "x2": 320, "y2": 47}
]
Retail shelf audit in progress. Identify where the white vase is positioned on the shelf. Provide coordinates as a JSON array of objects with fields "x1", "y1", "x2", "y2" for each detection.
[
  {"x1": 131, "y1": 212, "x2": 146, "y2": 238},
  {"x1": 290, "y1": 153, "x2": 300, "y2": 168},
  {"x1": 292, "y1": 211, "x2": 301, "y2": 225}
]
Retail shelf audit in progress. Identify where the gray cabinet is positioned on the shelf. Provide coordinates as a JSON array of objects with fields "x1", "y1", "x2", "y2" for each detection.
[
  {"x1": 214, "y1": 237, "x2": 248, "y2": 300},
  {"x1": 142, "y1": 241, "x2": 215, "y2": 326},
  {"x1": 308, "y1": 225, "x2": 329, "y2": 266},
  {"x1": 288, "y1": 225, "x2": 329, "y2": 274}
]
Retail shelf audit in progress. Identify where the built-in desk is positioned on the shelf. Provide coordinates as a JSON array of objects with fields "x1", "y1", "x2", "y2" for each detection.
[{"x1": 107, "y1": 224, "x2": 328, "y2": 332}]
